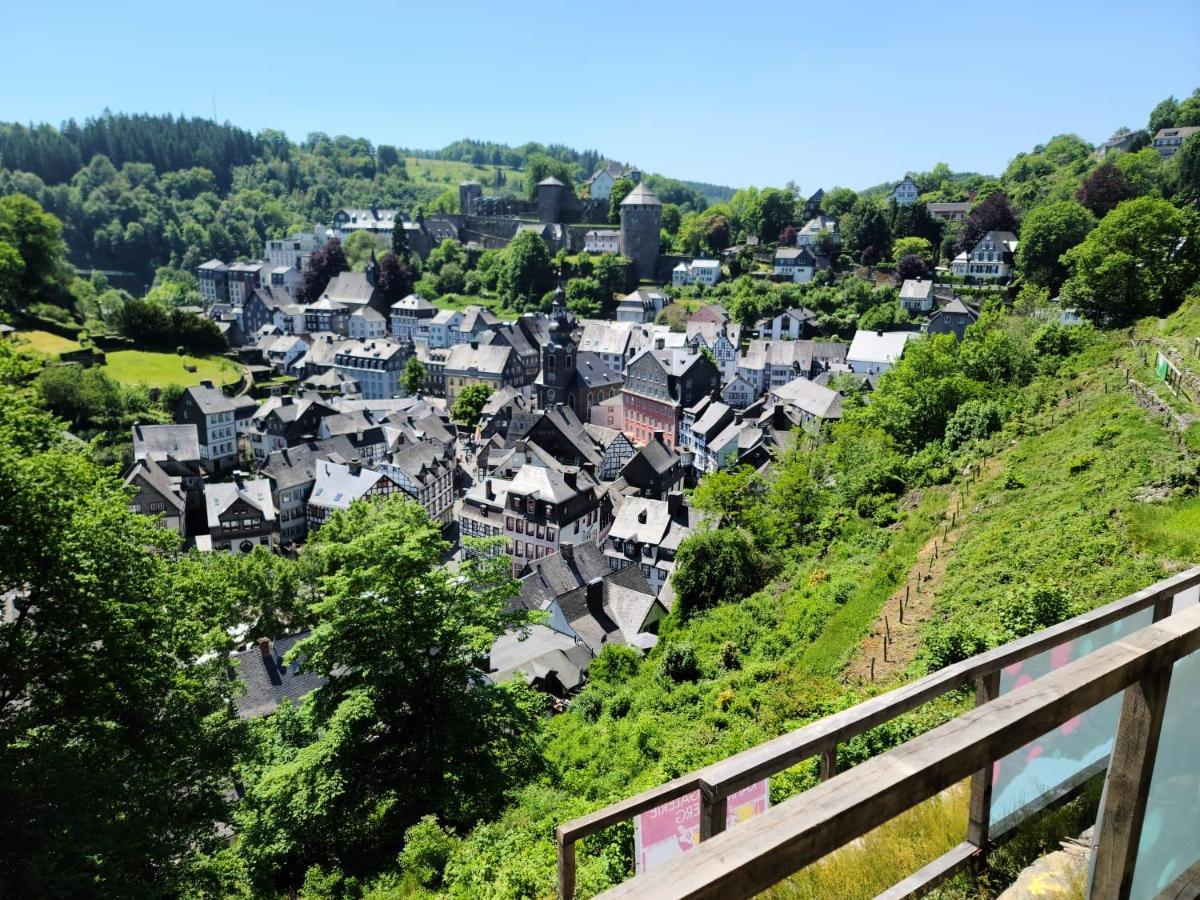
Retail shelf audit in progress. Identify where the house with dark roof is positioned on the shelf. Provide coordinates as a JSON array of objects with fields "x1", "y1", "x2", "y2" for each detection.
[
  {"x1": 890, "y1": 176, "x2": 919, "y2": 206},
  {"x1": 1153, "y1": 126, "x2": 1200, "y2": 158},
  {"x1": 246, "y1": 394, "x2": 338, "y2": 463},
  {"x1": 951, "y1": 231, "x2": 1018, "y2": 280},
  {"x1": 176, "y1": 381, "x2": 240, "y2": 473},
  {"x1": 769, "y1": 377, "x2": 843, "y2": 433},
  {"x1": 231, "y1": 634, "x2": 325, "y2": 718},
  {"x1": 621, "y1": 347, "x2": 721, "y2": 450},
  {"x1": 485, "y1": 625, "x2": 594, "y2": 696},
  {"x1": 772, "y1": 247, "x2": 818, "y2": 284},
  {"x1": 927, "y1": 298, "x2": 979, "y2": 341},
  {"x1": 620, "y1": 433, "x2": 684, "y2": 499},
  {"x1": 389, "y1": 293, "x2": 437, "y2": 342},
  {"x1": 203, "y1": 475, "x2": 276, "y2": 553},
  {"x1": 379, "y1": 441, "x2": 457, "y2": 527},
  {"x1": 123, "y1": 458, "x2": 187, "y2": 535},
  {"x1": 605, "y1": 492, "x2": 694, "y2": 597}
]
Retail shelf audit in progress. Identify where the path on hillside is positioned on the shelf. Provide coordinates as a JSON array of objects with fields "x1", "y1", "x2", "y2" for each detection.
[{"x1": 846, "y1": 456, "x2": 1001, "y2": 686}]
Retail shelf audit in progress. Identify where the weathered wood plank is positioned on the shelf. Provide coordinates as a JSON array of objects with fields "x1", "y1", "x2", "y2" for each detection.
[
  {"x1": 967, "y1": 671, "x2": 1000, "y2": 849},
  {"x1": 1090, "y1": 665, "x2": 1173, "y2": 899},
  {"x1": 595, "y1": 604, "x2": 1200, "y2": 900},
  {"x1": 1156, "y1": 855, "x2": 1200, "y2": 900},
  {"x1": 874, "y1": 841, "x2": 978, "y2": 900},
  {"x1": 557, "y1": 774, "x2": 701, "y2": 842},
  {"x1": 557, "y1": 828, "x2": 576, "y2": 900}
]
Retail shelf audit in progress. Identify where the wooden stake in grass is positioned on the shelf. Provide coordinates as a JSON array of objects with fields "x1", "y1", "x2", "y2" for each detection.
[
  {"x1": 885, "y1": 615, "x2": 891, "y2": 646},
  {"x1": 870, "y1": 656, "x2": 875, "y2": 681}
]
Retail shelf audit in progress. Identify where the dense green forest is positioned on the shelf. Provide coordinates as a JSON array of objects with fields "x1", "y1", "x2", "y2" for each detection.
[{"x1": 0, "y1": 113, "x2": 726, "y2": 280}]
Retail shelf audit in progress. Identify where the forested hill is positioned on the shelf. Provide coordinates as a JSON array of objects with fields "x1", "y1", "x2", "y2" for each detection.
[{"x1": 0, "y1": 112, "x2": 732, "y2": 278}]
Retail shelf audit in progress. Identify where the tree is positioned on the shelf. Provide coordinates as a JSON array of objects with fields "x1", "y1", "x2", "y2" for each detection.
[
  {"x1": 1061, "y1": 196, "x2": 1200, "y2": 323},
  {"x1": 523, "y1": 153, "x2": 574, "y2": 199},
  {"x1": 844, "y1": 199, "x2": 891, "y2": 265},
  {"x1": 953, "y1": 192, "x2": 1019, "y2": 257},
  {"x1": 377, "y1": 251, "x2": 415, "y2": 306},
  {"x1": 392, "y1": 216, "x2": 410, "y2": 258},
  {"x1": 822, "y1": 187, "x2": 859, "y2": 218},
  {"x1": 607, "y1": 177, "x2": 635, "y2": 224},
  {"x1": 671, "y1": 529, "x2": 765, "y2": 619},
  {"x1": 565, "y1": 276, "x2": 605, "y2": 317},
  {"x1": 302, "y1": 236, "x2": 349, "y2": 302},
  {"x1": 343, "y1": 230, "x2": 387, "y2": 269},
  {"x1": 0, "y1": 367, "x2": 242, "y2": 896},
  {"x1": 498, "y1": 230, "x2": 554, "y2": 310},
  {"x1": 1075, "y1": 162, "x2": 1136, "y2": 218},
  {"x1": 451, "y1": 383, "x2": 495, "y2": 427},
  {"x1": 1015, "y1": 200, "x2": 1095, "y2": 291},
  {"x1": 688, "y1": 466, "x2": 766, "y2": 530},
  {"x1": 778, "y1": 224, "x2": 798, "y2": 246},
  {"x1": 233, "y1": 499, "x2": 541, "y2": 889},
  {"x1": 1170, "y1": 132, "x2": 1200, "y2": 208},
  {"x1": 756, "y1": 188, "x2": 797, "y2": 242},
  {"x1": 892, "y1": 236, "x2": 933, "y2": 265},
  {"x1": 1148, "y1": 96, "x2": 1180, "y2": 134},
  {"x1": 401, "y1": 355, "x2": 427, "y2": 395},
  {"x1": 895, "y1": 254, "x2": 929, "y2": 281},
  {"x1": 0, "y1": 194, "x2": 69, "y2": 311}
]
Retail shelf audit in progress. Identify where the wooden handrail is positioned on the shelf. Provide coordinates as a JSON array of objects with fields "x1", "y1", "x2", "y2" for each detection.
[
  {"x1": 597, "y1": 601, "x2": 1200, "y2": 898},
  {"x1": 556, "y1": 566, "x2": 1200, "y2": 898}
]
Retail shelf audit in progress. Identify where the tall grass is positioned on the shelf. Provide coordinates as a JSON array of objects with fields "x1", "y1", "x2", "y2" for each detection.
[
  {"x1": 1127, "y1": 498, "x2": 1200, "y2": 564},
  {"x1": 765, "y1": 782, "x2": 969, "y2": 899}
]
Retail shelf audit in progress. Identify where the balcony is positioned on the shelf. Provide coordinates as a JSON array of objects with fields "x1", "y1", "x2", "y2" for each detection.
[{"x1": 557, "y1": 567, "x2": 1200, "y2": 899}]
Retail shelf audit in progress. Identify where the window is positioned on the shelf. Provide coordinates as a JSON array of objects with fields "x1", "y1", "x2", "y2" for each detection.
[
  {"x1": 515, "y1": 542, "x2": 524, "y2": 557},
  {"x1": 515, "y1": 519, "x2": 524, "y2": 535},
  {"x1": 546, "y1": 527, "x2": 556, "y2": 542}
]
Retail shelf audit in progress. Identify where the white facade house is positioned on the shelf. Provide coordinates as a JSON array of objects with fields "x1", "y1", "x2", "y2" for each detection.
[
  {"x1": 899, "y1": 278, "x2": 935, "y2": 312},
  {"x1": 421, "y1": 309, "x2": 461, "y2": 348},
  {"x1": 797, "y1": 215, "x2": 841, "y2": 247},
  {"x1": 890, "y1": 177, "x2": 919, "y2": 205},
  {"x1": 757, "y1": 307, "x2": 817, "y2": 340},
  {"x1": 721, "y1": 373, "x2": 756, "y2": 409},
  {"x1": 1153, "y1": 126, "x2": 1200, "y2": 158},
  {"x1": 584, "y1": 229, "x2": 621, "y2": 254},
  {"x1": 951, "y1": 231, "x2": 1018, "y2": 279},
  {"x1": 349, "y1": 307, "x2": 388, "y2": 339},
  {"x1": 846, "y1": 329, "x2": 921, "y2": 375},
  {"x1": 771, "y1": 247, "x2": 817, "y2": 283},
  {"x1": 672, "y1": 259, "x2": 722, "y2": 287},
  {"x1": 265, "y1": 226, "x2": 331, "y2": 273},
  {"x1": 616, "y1": 289, "x2": 669, "y2": 324}
]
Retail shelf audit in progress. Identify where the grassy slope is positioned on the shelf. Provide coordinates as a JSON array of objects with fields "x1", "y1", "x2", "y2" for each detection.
[
  {"x1": 434, "y1": 306, "x2": 1200, "y2": 899},
  {"x1": 404, "y1": 157, "x2": 527, "y2": 198},
  {"x1": 12, "y1": 330, "x2": 82, "y2": 357},
  {"x1": 101, "y1": 349, "x2": 240, "y2": 389}
]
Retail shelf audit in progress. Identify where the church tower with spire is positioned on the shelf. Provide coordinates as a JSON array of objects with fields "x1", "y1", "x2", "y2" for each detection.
[{"x1": 539, "y1": 285, "x2": 577, "y2": 409}]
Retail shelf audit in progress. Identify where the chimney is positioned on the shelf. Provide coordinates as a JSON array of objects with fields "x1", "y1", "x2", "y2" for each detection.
[
  {"x1": 281, "y1": 395, "x2": 294, "y2": 406},
  {"x1": 655, "y1": 337, "x2": 665, "y2": 350},
  {"x1": 560, "y1": 544, "x2": 574, "y2": 564},
  {"x1": 485, "y1": 478, "x2": 494, "y2": 500},
  {"x1": 515, "y1": 439, "x2": 527, "y2": 454},
  {"x1": 470, "y1": 340, "x2": 478, "y2": 350},
  {"x1": 586, "y1": 576, "x2": 604, "y2": 613},
  {"x1": 637, "y1": 507, "x2": 648, "y2": 524},
  {"x1": 564, "y1": 470, "x2": 578, "y2": 491},
  {"x1": 876, "y1": 329, "x2": 884, "y2": 337},
  {"x1": 349, "y1": 457, "x2": 362, "y2": 476},
  {"x1": 653, "y1": 431, "x2": 664, "y2": 445},
  {"x1": 667, "y1": 491, "x2": 683, "y2": 521},
  {"x1": 258, "y1": 637, "x2": 271, "y2": 658}
]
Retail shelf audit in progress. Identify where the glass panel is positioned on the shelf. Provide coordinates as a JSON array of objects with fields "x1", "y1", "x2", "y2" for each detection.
[{"x1": 989, "y1": 607, "x2": 1154, "y2": 834}]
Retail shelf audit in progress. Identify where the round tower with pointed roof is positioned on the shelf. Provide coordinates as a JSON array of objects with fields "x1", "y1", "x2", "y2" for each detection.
[
  {"x1": 619, "y1": 182, "x2": 662, "y2": 282},
  {"x1": 537, "y1": 176, "x2": 568, "y2": 223}
]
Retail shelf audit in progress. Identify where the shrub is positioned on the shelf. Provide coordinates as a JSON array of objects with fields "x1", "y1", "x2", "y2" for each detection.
[
  {"x1": 944, "y1": 399, "x2": 1005, "y2": 450},
  {"x1": 718, "y1": 641, "x2": 741, "y2": 671},
  {"x1": 573, "y1": 691, "x2": 601, "y2": 723},
  {"x1": 1067, "y1": 452, "x2": 1096, "y2": 474},
  {"x1": 671, "y1": 529, "x2": 765, "y2": 619},
  {"x1": 400, "y1": 816, "x2": 459, "y2": 889},
  {"x1": 659, "y1": 643, "x2": 700, "y2": 683},
  {"x1": 588, "y1": 644, "x2": 640, "y2": 684},
  {"x1": 1000, "y1": 585, "x2": 1072, "y2": 638},
  {"x1": 924, "y1": 621, "x2": 988, "y2": 670}
]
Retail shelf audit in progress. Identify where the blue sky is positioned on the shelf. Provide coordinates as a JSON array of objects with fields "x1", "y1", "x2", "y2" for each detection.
[{"x1": 3, "y1": 0, "x2": 1197, "y2": 191}]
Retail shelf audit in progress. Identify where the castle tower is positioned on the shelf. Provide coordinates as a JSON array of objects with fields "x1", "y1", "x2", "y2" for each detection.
[
  {"x1": 536, "y1": 176, "x2": 567, "y2": 224},
  {"x1": 619, "y1": 182, "x2": 662, "y2": 282},
  {"x1": 459, "y1": 181, "x2": 482, "y2": 215}
]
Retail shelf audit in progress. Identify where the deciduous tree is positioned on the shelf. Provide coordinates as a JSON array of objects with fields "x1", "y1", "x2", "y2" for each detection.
[{"x1": 1015, "y1": 200, "x2": 1095, "y2": 291}]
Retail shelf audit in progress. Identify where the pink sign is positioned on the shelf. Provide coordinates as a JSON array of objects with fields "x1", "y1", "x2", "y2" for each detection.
[{"x1": 634, "y1": 780, "x2": 769, "y2": 874}]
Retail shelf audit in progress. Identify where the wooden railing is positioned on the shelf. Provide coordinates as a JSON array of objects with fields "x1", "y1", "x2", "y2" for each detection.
[{"x1": 555, "y1": 566, "x2": 1200, "y2": 899}]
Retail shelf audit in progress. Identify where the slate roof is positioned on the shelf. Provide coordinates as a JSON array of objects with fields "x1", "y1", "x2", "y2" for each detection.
[
  {"x1": 321, "y1": 272, "x2": 375, "y2": 306},
  {"x1": 444, "y1": 342, "x2": 514, "y2": 376},
  {"x1": 231, "y1": 633, "x2": 326, "y2": 719},
  {"x1": 123, "y1": 458, "x2": 185, "y2": 513},
  {"x1": 625, "y1": 435, "x2": 679, "y2": 476},
  {"x1": 308, "y1": 460, "x2": 389, "y2": 511},
  {"x1": 132, "y1": 423, "x2": 201, "y2": 463},
  {"x1": 515, "y1": 542, "x2": 648, "y2": 611},
  {"x1": 620, "y1": 183, "x2": 662, "y2": 207},
  {"x1": 487, "y1": 625, "x2": 593, "y2": 691},
  {"x1": 183, "y1": 382, "x2": 237, "y2": 416},
  {"x1": 770, "y1": 377, "x2": 843, "y2": 419},
  {"x1": 205, "y1": 478, "x2": 275, "y2": 528}
]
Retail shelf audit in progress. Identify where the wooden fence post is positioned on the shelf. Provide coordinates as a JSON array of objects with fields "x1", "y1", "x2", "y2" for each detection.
[
  {"x1": 557, "y1": 830, "x2": 576, "y2": 900},
  {"x1": 1090, "y1": 664, "x2": 1174, "y2": 899},
  {"x1": 820, "y1": 745, "x2": 838, "y2": 781},
  {"x1": 967, "y1": 670, "x2": 1001, "y2": 850},
  {"x1": 699, "y1": 789, "x2": 727, "y2": 841}
]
